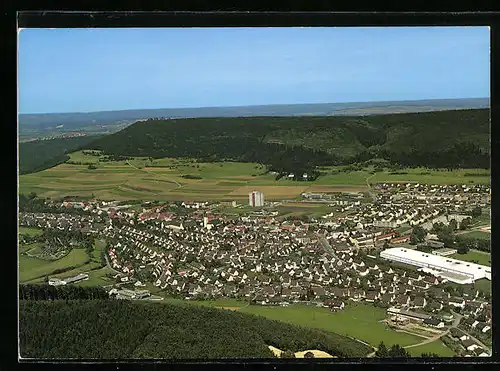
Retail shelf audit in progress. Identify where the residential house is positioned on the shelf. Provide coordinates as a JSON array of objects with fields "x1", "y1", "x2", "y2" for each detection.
[
  {"x1": 365, "y1": 291, "x2": 380, "y2": 302},
  {"x1": 423, "y1": 317, "x2": 445, "y2": 328},
  {"x1": 411, "y1": 296, "x2": 427, "y2": 309},
  {"x1": 396, "y1": 294, "x2": 411, "y2": 307},
  {"x1": 462, "y1": 339, "x2": 480, "y2": 352}
]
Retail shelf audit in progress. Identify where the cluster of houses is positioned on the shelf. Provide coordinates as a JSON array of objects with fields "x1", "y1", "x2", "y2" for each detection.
[
  {"x1": 19, "y1": 182, "x2": 491, "y2": 353},
  {"x1": 449, "y1": 328, "x2": 490, "y2": 357},
  {"x1": 375, "y1": 183, "x2": 490, "y2": 206}
]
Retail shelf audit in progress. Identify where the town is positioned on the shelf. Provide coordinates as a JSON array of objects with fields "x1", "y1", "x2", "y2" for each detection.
[{"x1": 19, "y1": 182, "x2": 491, "y2": 357}]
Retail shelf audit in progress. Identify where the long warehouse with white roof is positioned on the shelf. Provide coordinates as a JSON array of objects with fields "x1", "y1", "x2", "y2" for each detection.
[{"x1": 380, "y1": 247, "x2": 491, "y2": 284}]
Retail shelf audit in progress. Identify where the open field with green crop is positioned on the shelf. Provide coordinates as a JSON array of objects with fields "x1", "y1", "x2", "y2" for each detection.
[
  {"x1": 451, "y1": 250, "x2": 491, "y2": 266},
  {"x1": 19, "y1": 249, "x2": 89, "y2": 282},
  {"x1": 406, "y1": 340, "x2": 456, "y2": 357},
  {"x1": 19, "y1": 153, "x2": 490, "y2": 202}
]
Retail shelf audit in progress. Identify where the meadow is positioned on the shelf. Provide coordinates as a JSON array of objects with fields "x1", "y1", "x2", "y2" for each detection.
[
  {"x1": 451, "y1": 250, "x2": 491, "y2": 266},
  {"x1": 18, "y1": 151, "x2": 490, "y2": 202},
  {"x1": 165, "y1": 299, "x2": 427, "y2": 348},
  {"x1": 19, "y1": 249, "x2": 89, "y2": 282},
  {"x1": 19, "y1": 227, "x2": 43, "y2": 237},
  {"x1": 460, "y1": 231, "x2": 491, "y2": 240},
  {"x1": 406, "y1": 340, "x2": 456, "y2": 357},
  {"x1": 19, "y1": 239, "x2": 108, "y2": 284}
]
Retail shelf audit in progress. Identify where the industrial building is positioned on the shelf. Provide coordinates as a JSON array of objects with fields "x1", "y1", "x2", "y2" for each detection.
[
  {"x1": 249, "y1": 191, "x2": 264, "y2": 207},
  {"x1": 380, "y1": 247, "x2": 491, "y2": 284},
  {"x1": 432, "y1": 248, "x2": 457, "y2": 256}
]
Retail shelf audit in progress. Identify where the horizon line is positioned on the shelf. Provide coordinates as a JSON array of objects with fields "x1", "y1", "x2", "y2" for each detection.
[{"x1": 19, "y1": 96, "x2": 490, "y2": 116}]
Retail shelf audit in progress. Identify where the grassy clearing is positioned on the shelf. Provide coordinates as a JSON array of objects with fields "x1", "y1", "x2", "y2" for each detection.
[
  {"x1": 474, "y1": 279, "x2": 491, "y2": 294},
  {"x1": 451, "y1": 251, "x2": 491, "y2": 266},
  {"x1": 238, "y1": 302, "x2": 424, "y2": 347},
  {"x1": 19, "y1": 249, "x2": 89, "y2": 282},
  {"x1": 460, "y1": 231, "x2": 491, "y2": 240},
  {"x1": 18, "y1": 227, "x2": 43, "y2": 237},
  {"x1": 75, "y1": 266, "x2": 114, "y2": 287},
  {"x1": 406, "y1": 340, "x2": 456, "y2": 357}
]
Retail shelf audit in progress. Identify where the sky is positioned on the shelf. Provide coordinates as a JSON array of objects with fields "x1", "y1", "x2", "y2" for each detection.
[{"x1": 18, "y1": 27, "x2": 490, "y2": 114}]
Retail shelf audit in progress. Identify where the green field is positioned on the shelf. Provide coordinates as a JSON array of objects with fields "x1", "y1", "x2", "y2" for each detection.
[
  {"x1": 18, "y1": 227, "x2": 43, "y2": 237},
  {"x1": 460, "y1": 231, "x2": 491, "y2": 240},
  {"x1": 19, "y1": 153, "x2": 490, "y2": 202},
  {"x1": 406, "y1": 340, "x2": 456, "y2": 357},
  {"x1": 474, "y1": 279, "x2": 492, "y2": 294},
  {"x1": 451, "y1": 250, "x2": 491, "y2": 266},
  {"x1": 238, "y1": 302, "x2": 423, "y2": 347},
  {"x1": 149, "y1": 298, "x2": 424, "y2": 348},
  {"x1": 19, "y1": 249, "x2": 89, "y2": 282},
  {"x1": 75, "y1": 266, "x2": 114, "y2": 287}
]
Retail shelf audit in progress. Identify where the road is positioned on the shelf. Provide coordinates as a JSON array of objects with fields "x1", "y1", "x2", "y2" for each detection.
[
  {"x1": 316, "y1": 234, "x2": 340, "y2": 260},
  {"x1": 448, "y1": 310, "x2": 491, "y2": 354},
  {"x1": 104, "y1": 251, "x2": 122, "y2": 275}
]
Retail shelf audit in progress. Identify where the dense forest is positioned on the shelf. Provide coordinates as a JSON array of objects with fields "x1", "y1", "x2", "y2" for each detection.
[
  {"x1": 85, "y1": 109, "x2": 490, "y2": 172},
  {"x1": 19, "y1": 299, "x2": 372, "y2": 359},
  {"x1": 19, "y1": 136, "x2": 100, "y2": 174}
]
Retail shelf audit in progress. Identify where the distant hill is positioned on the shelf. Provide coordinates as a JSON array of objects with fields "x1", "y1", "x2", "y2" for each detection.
[
  {"x1": 19, "y1": 299, "x2": 371, "y2": 359},
  {"x1": 85, "y1": 109, "x2": 490, "y2": 171},
  {"x1": 19, "y1": 98, "x2": 489, "y2": 137}
]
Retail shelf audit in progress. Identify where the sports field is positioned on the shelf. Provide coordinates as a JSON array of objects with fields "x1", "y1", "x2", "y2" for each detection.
[{"x1": 19, "y1": 151, "x2": 490, "y2": 202}]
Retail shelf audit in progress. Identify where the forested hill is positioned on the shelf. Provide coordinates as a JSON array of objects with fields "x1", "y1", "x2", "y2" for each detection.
[
  {"x1": 19, "y1": 136, "x2": 101, "y2": 175},
  {"x1": 86, "y1": 109, "x2": 490, "y2": 169},
  {"x1": 19, "y1": 299, "x2": 371, "y2": 359}
]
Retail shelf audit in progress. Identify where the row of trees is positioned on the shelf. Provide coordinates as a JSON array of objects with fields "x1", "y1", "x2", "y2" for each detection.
[{"x1": 19, "y1": 284, "x2": 108, "y2": 301}]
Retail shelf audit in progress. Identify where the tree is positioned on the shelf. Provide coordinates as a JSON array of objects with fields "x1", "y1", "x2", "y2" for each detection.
[
  {"x1": 375, "y1": 342, "x2": 388, "y2": 357},
  {"x1": 471, "y1": 207, "x2": 482, "y2": 218},
  {"x1": 411, "y1": 226, "x2": 427, "y2": 243},
  {"x1": 421, "y1": 352, "x2": 440, "y2": 357},
  {"x1": 448, "y1": 219, "x2": 458, "y2": 231},
  {"x1": 388, "y1": 344, "x2": 410, "y2": 358},
  {"x1": 460, "y1": 218, "x2": 472, "y2": 230},
  {"x1": 437, "y1": 230, "x2": 455, "y2": 248},
  {"x1": 304, "y1": 351, "x2": 315, "y2": 359}
]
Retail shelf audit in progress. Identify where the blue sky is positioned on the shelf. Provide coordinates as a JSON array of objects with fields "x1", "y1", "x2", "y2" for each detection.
[{"x1": 18, "y1": 27, "x2": 490, "y2": 114}]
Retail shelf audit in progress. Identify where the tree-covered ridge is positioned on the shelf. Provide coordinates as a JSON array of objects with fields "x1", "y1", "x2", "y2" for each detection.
[
  {"x1": 19, "y1": 136, "x2": 101, "y2": 175},
  {"x1": 85, "y1": 109, "x2": 490, "y2": 169},
  {"x1": 19, "y1": 300, "x2": 372, "y2": 359}
]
